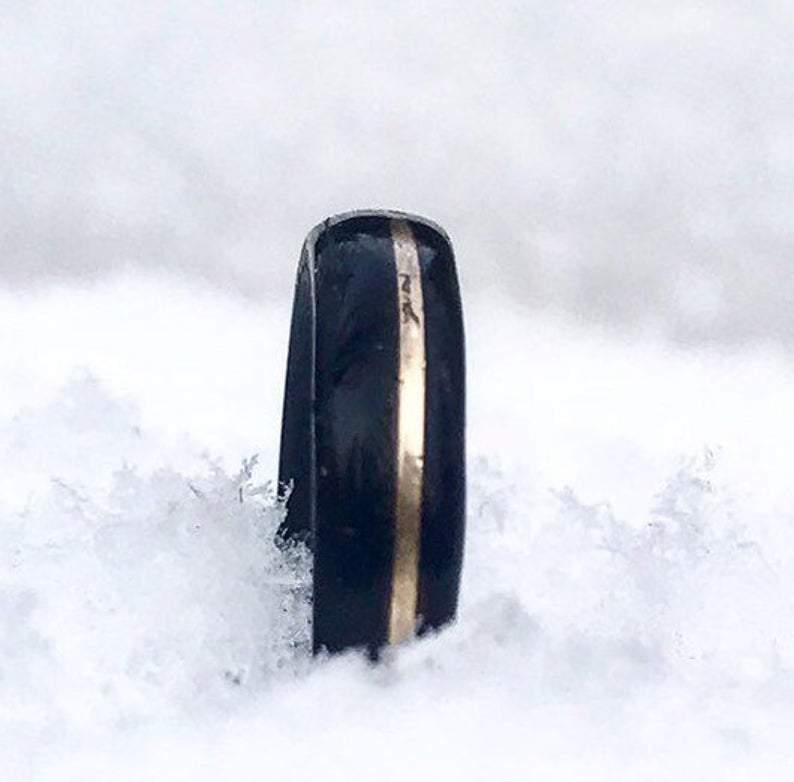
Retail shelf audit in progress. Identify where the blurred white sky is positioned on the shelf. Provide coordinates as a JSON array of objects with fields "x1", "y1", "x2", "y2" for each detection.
[{"x1": 2, "y1": 1, "x2": 793, "y2": 345}]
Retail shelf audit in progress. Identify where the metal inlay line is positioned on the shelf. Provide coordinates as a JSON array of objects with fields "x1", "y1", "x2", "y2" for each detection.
[{"x1": 388, "y1": 219, "x2": 426, "y2": 645}]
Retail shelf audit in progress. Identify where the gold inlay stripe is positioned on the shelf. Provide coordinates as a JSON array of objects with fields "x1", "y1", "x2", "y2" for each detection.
[{"x1": 388, "y1": 219, "x2": 426, "y2": 645}]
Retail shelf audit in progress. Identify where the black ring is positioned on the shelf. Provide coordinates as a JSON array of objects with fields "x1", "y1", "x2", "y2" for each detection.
[{"x1": 278, "y1": 210, "x2": 465, "y2": 656}]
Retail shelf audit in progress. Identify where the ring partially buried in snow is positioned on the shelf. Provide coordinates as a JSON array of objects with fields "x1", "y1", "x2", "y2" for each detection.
[{"x1": 277, "y1": 210, "x2": 466, "y2": 657}]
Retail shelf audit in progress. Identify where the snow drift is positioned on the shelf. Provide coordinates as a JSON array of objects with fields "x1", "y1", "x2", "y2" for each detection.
[{"x1": 2, "y1": 278, "x2": 794, "y2": 780}]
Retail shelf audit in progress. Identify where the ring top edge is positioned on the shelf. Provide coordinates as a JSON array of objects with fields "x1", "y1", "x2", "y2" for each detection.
[{"x1": 303, "y1": 210, "x2": 451, "y2": 252}]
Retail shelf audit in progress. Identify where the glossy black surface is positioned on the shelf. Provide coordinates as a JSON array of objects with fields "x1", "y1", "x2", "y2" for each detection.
[
  {"x1": 414, "y1": 222, "x2": 466, "y2": 634},
  {"x1": 277, "y1": 243, "x2": 315, "y2": 547},
  {"x1": 313, "y1": 217, "x2": 399, "y2": 653},
  {"x1": 277, "y1": 211, "x2": 465, "y2": 656}
]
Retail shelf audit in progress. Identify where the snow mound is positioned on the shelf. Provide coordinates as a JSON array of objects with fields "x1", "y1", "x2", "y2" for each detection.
[
  {"x1": 1, "y1": 376, "x2": 309, "y2": 769},
  {"x1": 3, "y1": 373, "x2": 794, "y2": 779}
]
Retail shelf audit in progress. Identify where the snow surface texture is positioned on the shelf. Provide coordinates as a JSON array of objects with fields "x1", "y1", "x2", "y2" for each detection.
[
  {"x1": 3, "y1": 282, "x2": 794, "y2": 780},
  {"x1": 4, "y1": 1, "x2": 794, "y2": 779}
]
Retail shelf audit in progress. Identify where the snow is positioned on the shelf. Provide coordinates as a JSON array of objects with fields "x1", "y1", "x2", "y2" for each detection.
[
  {"x1": 3, "y1": 281, "x2": 794, "y2": 779},
  {"x1": 3, "y1": 1, "x2": 794, "y2": 778}
]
